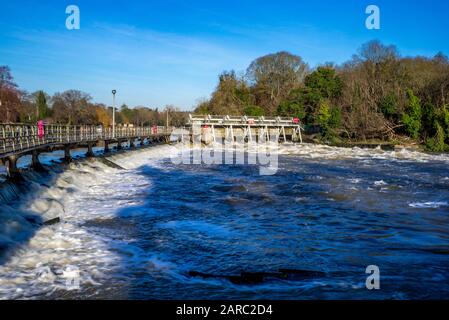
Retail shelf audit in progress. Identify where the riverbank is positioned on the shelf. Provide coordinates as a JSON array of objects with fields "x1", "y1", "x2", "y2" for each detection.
[{"x1": 303, "y1": 134, "x2": 446, "y2": 154}]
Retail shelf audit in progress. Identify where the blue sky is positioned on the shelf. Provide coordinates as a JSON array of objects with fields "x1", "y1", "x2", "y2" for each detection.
[{"x1": 1, "y1": 0, "x2": 448, "y2": 110}]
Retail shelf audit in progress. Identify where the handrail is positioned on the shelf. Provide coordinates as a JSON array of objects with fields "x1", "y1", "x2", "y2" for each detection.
[
  {"x1": 188, "y1": 114, "x2": 302, "y2": 126},
  {"x1": 0, "y1": 124, "x2": 172, "y2": 156}
]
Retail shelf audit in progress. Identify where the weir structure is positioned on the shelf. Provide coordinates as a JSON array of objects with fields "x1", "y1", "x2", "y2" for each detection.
[
  {"x1": 0, "y1": 123, "x2": 172, "y2": 178},
  {"x1": 186, "y1": 114, "x2": 303, "y2": 144}
]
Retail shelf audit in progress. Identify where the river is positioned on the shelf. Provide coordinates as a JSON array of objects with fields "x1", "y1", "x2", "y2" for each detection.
[{"x1": 0, "y1": 143, "x2": 448, "y2": 299}]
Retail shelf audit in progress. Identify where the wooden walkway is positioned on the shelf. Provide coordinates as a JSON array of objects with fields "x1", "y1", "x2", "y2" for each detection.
[{"x1": 0, "y1": 123, "x2": 172, "y2": 177}]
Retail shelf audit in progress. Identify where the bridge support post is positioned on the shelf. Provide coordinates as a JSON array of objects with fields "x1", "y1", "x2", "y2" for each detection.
[
  {"x1": 104, "y1": 141, "x2": 110, "y2": 153},
  {"x1": 211, "y1": 125, "x2": 216, "y2": 143},
  {"x1": 282, "y1": 126, "x2": 287, "y2": 142},
  {"x1": 86, "y1": 144, "x2": 95, "y2": 157},
  {"x1": 117, "y1": 141, "x2": 123, "y2": 150},
  {"x1": 6, "y1": 155, "x2": 19, "y2": 178},
  {"x1": 129, "y1": 139, "x2": 136, "y2": 149},
  {"x1": 31, "y1": 150, "x2": 45, "y2": 171},
  {"x1": 140, "y1": 138, "x2": 145, "y2": 146},
  {"x1": 64, "y1": 146, "x2": 72, "y2": 163}
]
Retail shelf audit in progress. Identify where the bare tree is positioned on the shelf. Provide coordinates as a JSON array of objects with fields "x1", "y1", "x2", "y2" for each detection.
[
  {"x1": 207, "y1": 71, "x2": 253, "y2": 115},
  {"x1": 51, "y1": 90, "x2": 95, "y2": 124},
  {"x1": 246, "y1": 52, "x2": 309, "y2": 114},
  {"x1": 0, "y1": 66, "x2": 21, "y2": 123}
]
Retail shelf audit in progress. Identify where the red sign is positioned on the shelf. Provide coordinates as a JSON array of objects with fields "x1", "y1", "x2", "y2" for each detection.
[
  {"x1": 152, "y1": 125, "x2": 158, "y2": 134},
  {"x1": 38, "y1": 120, "x2": 45, "y2": 139},
  {"x1": 293, "y1": 118, "x2": 300, "y2": 124}
]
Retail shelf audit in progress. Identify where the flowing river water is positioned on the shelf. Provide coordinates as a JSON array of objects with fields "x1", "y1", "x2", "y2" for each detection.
[{"x1": 0, "y1": 143, "x2": 448, "y2": 299}]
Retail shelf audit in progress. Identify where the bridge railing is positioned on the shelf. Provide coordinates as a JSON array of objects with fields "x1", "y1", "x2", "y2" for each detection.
[
  {"x1": 188, "y1": 114, "x2": 302, "y2": 126},
  {"x1": 0, "y1": 124, "x2": 172, "y2": 156}
]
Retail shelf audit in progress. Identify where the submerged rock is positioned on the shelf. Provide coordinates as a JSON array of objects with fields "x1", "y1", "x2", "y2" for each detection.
[
  {"x1": 98, "y1": 158, "x2": 125, "y2": 170},
  {"x1": 188, "y1": 269, "x2": 326, "y2": 285},
  {"x1": 43, "y1": 217, "x2": 61, "y2": 226}
]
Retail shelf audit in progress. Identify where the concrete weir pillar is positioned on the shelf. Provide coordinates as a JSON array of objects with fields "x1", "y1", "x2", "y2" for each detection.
[
  {"x1": 129, "y1": 139, "x2": 136, "y2": 149},
  {"x1": 31, "y1": 150, "x2": 45, "y2": 171},
  {"x1": 86, "y1": 144, "x2": 95, "y2": 157},
  {"x1": 140, "y1": 138, "x2": 145, "y2": 146},
  {"x1": 117, "y1": 141, "x2": 123, "y2": 150},
  {"x1": 64, "y1": 146, "x2": 72, "y2": 163},
  {"x1": 6, "y1": 155, "x2": 19, "y2": 178},
  {"x1": 104, "y1": 141, "x2": 110, "y2": 153}
]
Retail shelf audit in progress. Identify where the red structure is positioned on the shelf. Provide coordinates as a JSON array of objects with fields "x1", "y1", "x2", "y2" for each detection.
[{"x1": 38, "y1": 121, "x2": 45, "y2": 139}]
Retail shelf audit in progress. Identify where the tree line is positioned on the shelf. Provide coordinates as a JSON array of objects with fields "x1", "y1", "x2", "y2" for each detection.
[
  {"x1": 0, "y1": 67, "x2": 188, "y2": 127},
  {"x1": 195, "y1": 40, "x2": 449, "y2": 151},
  {"x1": 2, "y1": 40, "x2": 448, "y2": 151}
]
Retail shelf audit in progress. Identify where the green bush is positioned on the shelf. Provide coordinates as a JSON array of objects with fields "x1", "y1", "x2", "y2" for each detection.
[
  {"x1": 315, "y1": 101, "x2": 342, "y2": 139},
  {"x1": 277, "y1": 100, "x2": 305, "y2": 119},
  {"x1": 329, "y1": 106, "x2": 342, "y2": 129},
  {"x1": 440, "y1": 105, "x2": 449, "y2": 137},
  {"x1": 316, "y1": 101, "x2": 331, "y2": 128},
  {"x1": 244, "y1": 105, "x2": 264, "y2": 117},
  {"x1": 304, "y1": 67, "x2": 343, "y2": 99},
  {"x1": 402, "y1": 89, "x2": 422, "y2": 139},
  {"x1": 379, "y1": 93, "x2": 398, "y2": 120},
  {"x1": 425, "y1": 122, "x2": 447, "y2": 152}
]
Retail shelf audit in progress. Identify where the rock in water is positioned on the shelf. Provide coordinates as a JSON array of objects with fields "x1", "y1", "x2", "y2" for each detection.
[{"x1": 43, "y1": 217, "x2": 61, "y2": 226}]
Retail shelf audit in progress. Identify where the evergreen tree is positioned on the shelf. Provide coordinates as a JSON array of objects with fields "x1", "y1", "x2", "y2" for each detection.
[
  {"x1": 243, "y1": 105, "x2": 264, "y2": 117},
  {"x1": 402, "y1": 90, "x2": 422, "y2": 139},
  {"x1": 277, "y1": 100, "x2": 305, "y2": 119},
  {"x1": 36, "y1": 91, "x2": 49, "y2": 120},
  {"x1": 426, "y1": 122, "x2": 446, "y2": 152}
]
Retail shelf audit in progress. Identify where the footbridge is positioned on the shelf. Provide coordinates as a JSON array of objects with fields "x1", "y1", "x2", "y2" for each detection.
[
  {"x1": 187, "y1": 114, "x2": 303, "y2": 144},
  {"x1": 0, "y1": 123, "x2": 172, "y2": 178}
]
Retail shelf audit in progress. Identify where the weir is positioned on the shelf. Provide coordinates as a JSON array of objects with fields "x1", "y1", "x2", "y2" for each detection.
[
  {"x1": 1, "y1": 116, "x2": 303, "y2": 178},
  {"x1": 0, "y1": 124, "x2": 173, "y2": 178},
  {"x1": 186, "y1": 114, "x2": 303, "y2": 144}
]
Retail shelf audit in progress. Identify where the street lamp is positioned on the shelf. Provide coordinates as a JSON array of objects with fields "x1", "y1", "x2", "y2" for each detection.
[{"x1": 112, "y1": 90, "x2": 117, "y2": 138}]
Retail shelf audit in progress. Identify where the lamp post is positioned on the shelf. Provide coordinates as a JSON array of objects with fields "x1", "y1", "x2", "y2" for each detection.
[
  {"x1": 112, "y1": 90, "x2": 116, "y2": 138},
  {"x1": 166, "y1": 108, "x2": 169, "y2": 132}
]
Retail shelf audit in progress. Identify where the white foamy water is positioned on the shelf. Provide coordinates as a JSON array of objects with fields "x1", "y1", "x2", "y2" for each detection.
[
  {"x1": 168, "y1": 142, "x2": 449, "y2": 168},
  {"x1": 409, "y1": 201, "x2": 449, "y2": 209},
  {"x1": 0, "y1": 145, "x2": 177, "y2": 299},
  {"x1": 277, "y1": 143, "x2": 449, "y2": 163}
]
